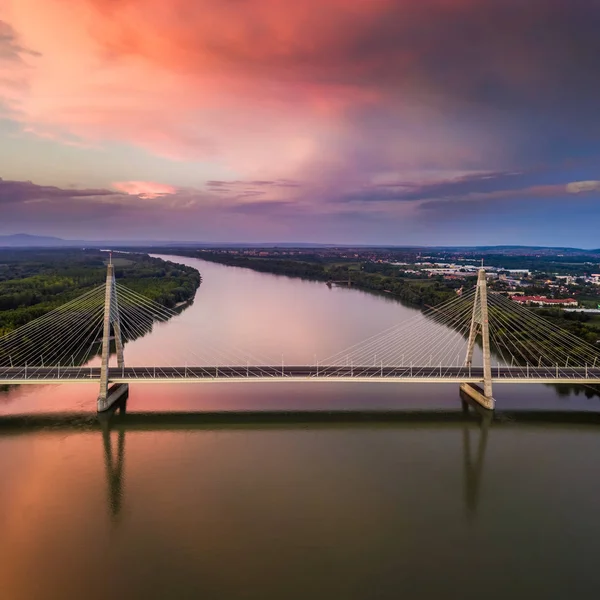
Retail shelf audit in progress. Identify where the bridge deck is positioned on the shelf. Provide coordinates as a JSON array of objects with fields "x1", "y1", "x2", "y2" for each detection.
[{"x1": 1, "y1": 365, "x2": 600, "y2": 385}]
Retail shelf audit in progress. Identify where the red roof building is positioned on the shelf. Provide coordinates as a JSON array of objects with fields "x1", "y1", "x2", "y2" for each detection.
[{"x1": 511, "y1": 295, "x2": 577, "y2": 307}]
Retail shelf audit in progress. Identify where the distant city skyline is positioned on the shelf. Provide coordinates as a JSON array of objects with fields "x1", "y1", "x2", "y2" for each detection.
[{"x1": 1, "y1": 1, "x2": 600, "y2": 245}]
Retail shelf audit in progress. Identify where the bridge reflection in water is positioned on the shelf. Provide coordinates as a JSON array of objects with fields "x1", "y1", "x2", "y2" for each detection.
[
  {"x1": 3, "y1": 397, "x2": 600, "y2": 522},
  {"x1": 101, "y1": 419, "x2": 126, "y2": 521}
]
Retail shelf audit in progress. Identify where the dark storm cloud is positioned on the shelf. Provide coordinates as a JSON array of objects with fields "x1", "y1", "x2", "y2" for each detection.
[
  {"x1": 206, "y1": 179, "x2": 301, "y2": 188},
  {"x1": 0, "y1": 178, "x2": 116, "y2": 204},
  {"x1": 334, "y1": 162, "x2": 600, "y2": 206},
  {"x1": 333, "y1": 171, "x2": 530, "y2": 205}
]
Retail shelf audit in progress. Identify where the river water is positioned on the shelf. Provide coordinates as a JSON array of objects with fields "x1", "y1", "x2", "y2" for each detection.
[{"x1": 1, "y1": 255, "x2": 600, "y2": 599}]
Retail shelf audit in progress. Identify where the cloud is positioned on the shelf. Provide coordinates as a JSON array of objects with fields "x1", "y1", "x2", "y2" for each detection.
[
  {"x1": 2, "y1": 173, "x2": 600, "y2": 246},
  {"x1": 0, "y1": 20, "x2": 39, "y2": 62},
  {"x1": 0, "y1": 177, "x2": 115, "y2": 204},
  {"x1": 3, "y1": 0, "x2": 600, "y2": 180},
  {"x1": 332, "y1": 170, "x2": 561, "y2": 205},
  {"x1": 566, "y1": 181, "x2": 600, "y2": 194},
  {"x1": 206, "y1": 179, "x2": 301, "y2": 189},
  {"x1": 1, "y1": 1, "x2": 600, "y2": 246},
  {"x1": 112, "y1": 181, "x2": 177, "y2": 199}
]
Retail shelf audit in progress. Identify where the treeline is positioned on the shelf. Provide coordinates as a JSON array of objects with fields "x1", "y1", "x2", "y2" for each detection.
[
  {"x1": 191, "y1": 252, "x2": 462, "y2": 307},
  {"x1": 534, "y1": 308, "x2": 600, "y2": 345},
  {"x1": 0, "y1": 250, "x2": 201, "y2": 335}
]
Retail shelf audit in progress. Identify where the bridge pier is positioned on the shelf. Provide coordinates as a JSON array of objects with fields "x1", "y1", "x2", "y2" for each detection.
[
  {"x1": 98, "y1": 382, "x2": 129, "y2": 413},
  {"x1": 460, "y1": 383, "x2": 494, "y2": 411}
]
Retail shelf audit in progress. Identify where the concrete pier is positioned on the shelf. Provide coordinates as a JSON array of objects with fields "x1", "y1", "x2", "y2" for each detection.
[
  {"x1": 97, "y1": 383, "x2": 129, "y2": 413},
  {"x1": 460, "y1": 382, "x2": 494, "y2": 411}
]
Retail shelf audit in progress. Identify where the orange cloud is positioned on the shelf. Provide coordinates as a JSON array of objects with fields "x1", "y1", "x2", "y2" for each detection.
[{"x1": 112, "y1": 181, "x2": 177, "y2": 199}]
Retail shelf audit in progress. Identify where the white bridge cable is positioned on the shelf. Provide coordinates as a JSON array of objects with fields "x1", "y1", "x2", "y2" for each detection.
[
  {"x1": 0, "y1": 285, "x2": 105, "y2": 364},
  {"x1": 319, "y1": 289, "x2": 477, "y2": 377},
  {"x1": 17, "y1": 294, "x2": 106, "y2": 369},
  {"x1": 115, "y1": 287, "x2": 274, "y2": 376},
  {"x1": 320, "y1": 288, "x2": 476, "y2": 368},
  {"x1": 488, "y1": 320, "x2": 514, "y2": 369},
  {"x1": 117, "y1": 301, "x2": 199, "y2": 379},
  {"x1": 23, "y1": 303, "x2": 106, "y2": 376},
  {"x1": 488, "y1": 309, "x2": 547, "y2": 377},
  {"x1": 350, "y1": 300, "x2": 473, "y2": 377},
  {"x1": 491, "y1": 300, "x2": 600, "y2": 383},
  {"x1": 336, "y1": 295, "x2": 475, "y2": 378},
  {"x1": 58, "y1": 308, "x2": 106, "y2": 374},
  {"x1": 383, "y1": 298, "x2": 475, "y2": 369},
  {"x1": 115, "y1": 283, "x2": 279, "y2": 377},
  {"x1": 0, "y1": 290, "x2": 106, "y2": 371},
  {"x1": 79, "y1": 309, "x2": 110, "y2": 367},
  {"x1": 0, "y1": 285, "x2": 107, "y2": 368},
  {"x1": 0, "y1": 284, "x2": 105, "y2": 347},
  {"x1": 321, "y1": 289, "x2": 476, "y2": 370},
  {"x1": 488, "y1": 293, "x2": 600, "y2": 369},
  {"x1": 488, "y1": 294, "x2": 592, "y2": 371},
  {"x1": 488, "y1": 302, "x2": 570, "y2": 374},
  {"x1": 496, "y1": 294, "x2": 600, "y2": 367},
  {"x1": 116, "y1": 309, "x2": 185, "y2": 379}
]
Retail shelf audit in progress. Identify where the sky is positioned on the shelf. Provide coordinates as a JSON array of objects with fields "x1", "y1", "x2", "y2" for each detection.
[{"x1": 1, "y1": 0, "x2": 599, "y2": 246}]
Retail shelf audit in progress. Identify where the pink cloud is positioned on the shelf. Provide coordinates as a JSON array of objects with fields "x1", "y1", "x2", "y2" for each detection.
[
  {"x1": 2, "y1": 0, "x2": 598, "y2": 217},
  {"x1": 1, "y1": 0, "x2": 515, "y2": 181},
  {"x1": 112, "y1": 181, "x2": 177, "y2": 199}
]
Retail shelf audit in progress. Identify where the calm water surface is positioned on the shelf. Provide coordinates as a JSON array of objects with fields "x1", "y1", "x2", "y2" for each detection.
[{"x1": 1, "y1": 255, "x2": 600, "y2": 599}]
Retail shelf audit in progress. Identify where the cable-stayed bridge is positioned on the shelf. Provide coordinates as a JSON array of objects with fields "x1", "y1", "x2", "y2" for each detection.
[{"x1": 1, "y1": 261, "x2": 600, "y2": 412}]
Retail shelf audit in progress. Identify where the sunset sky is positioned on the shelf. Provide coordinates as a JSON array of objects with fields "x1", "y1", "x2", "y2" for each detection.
[{"x1": 1, "y1": 0, "x2": 599, "y2": 246}]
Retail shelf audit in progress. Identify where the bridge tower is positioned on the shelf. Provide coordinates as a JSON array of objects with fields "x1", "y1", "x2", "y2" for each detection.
[
  {"x1": 461, "y1": 268, "x2": 494, "y2": 410},
  {"x1": 97, "y1": 256, "x2": 128, "y2": 412}
]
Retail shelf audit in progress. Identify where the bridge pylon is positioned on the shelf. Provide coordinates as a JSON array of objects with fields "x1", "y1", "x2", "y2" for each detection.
[
  {"x1": 461, "y1": 268, "x2": 494, "y2": 410},
  {"x1": 97, "y1": 256, "x2": 128, "y2": 412}
]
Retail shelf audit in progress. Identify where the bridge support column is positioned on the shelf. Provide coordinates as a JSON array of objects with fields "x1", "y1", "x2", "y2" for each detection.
[
  {"x1": 462, "y1": 268, "x2": 494, "y2": 410},
  {"x1": 98, "y1": 257, "x2": 128, "y2": 412}
]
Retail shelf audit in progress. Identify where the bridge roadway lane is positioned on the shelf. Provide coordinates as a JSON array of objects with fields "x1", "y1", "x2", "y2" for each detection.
[{"x1": 1, "y1": 365, "x2": 600, "y2": 383}]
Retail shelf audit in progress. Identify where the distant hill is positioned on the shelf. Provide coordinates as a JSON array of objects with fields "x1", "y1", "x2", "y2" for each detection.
[
  {"x1": 0, "y1": 234, "x2": 78, "y2": 247},
  {"x1": 1, "y1": 234, "x2": 600, "y2": 254}
]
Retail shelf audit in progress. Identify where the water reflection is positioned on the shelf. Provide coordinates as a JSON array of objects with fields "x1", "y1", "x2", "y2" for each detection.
[
  {"x1": 3, "y1": 400, "x2": 600, "y2": 530},
  {"x1": 97, "y1": 415, "x2": 486, "y2": 522},
  {"x1": 461, "y1": 399, "x2": 492, "y2": 519},
  {"x1": 101, "y1": 420, "x2": 126, "y2": 521},
  {"x1": 32, "y1": 396, "x2": 552, "y2": 522}
]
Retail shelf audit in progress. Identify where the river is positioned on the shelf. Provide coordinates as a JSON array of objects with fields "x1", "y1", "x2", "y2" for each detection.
[{"x1": 1, "y1": 255, "x2": 600, "y2": 599}]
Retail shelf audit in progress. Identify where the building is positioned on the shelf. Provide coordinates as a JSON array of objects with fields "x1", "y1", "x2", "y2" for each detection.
[{"x1": 511, "y1": 295, "x2": 578, "y2": 307}]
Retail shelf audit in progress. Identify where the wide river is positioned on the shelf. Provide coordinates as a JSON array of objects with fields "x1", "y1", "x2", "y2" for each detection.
[{"x1": 1, "y1": 255, "x2": 600, "y2": 599}]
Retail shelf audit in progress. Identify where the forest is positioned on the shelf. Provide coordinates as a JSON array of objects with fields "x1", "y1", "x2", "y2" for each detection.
[{"x1": 0, "y1": 249, "x2": 201, "y2": 336}]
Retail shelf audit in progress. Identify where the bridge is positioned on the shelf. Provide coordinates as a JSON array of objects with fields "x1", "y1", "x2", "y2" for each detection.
[{"x1": 1, "y1": 260, "x2": 600, "y2": 412}]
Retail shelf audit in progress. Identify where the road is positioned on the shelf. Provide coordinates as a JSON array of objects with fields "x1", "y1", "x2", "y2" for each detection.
[{"x1": 1, "y1": 365, "x2": 600, "y2": 384}]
